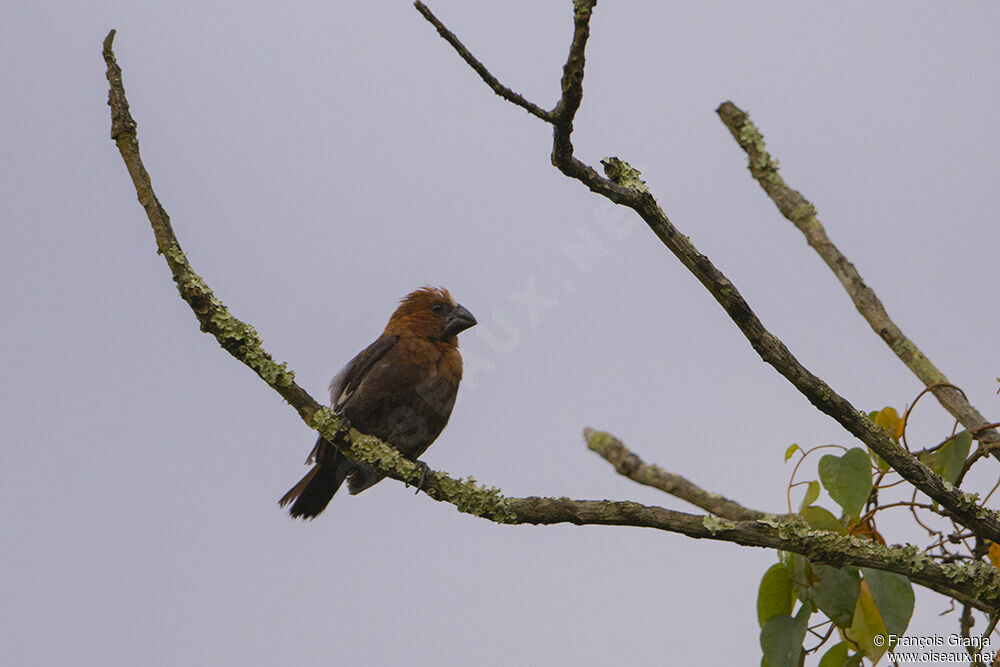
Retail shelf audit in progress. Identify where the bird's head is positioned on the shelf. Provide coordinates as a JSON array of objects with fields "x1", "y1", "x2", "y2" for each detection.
[{"x1": 383, "y1": 286, "x2": 477, "y2": 343}]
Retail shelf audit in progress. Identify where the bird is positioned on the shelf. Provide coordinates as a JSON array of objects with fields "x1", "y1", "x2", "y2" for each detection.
[{"x1": 279, "y1": 286, "x2": 477, "y2": 519}]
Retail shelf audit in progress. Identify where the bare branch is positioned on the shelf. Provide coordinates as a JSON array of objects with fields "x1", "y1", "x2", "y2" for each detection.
[
  {"x1": 415, "y1": 2, "x2": 1000, "y2": 544},
  {"x1": 412, "y1": 2, "x2": 552, "y2": 122},
  {"x1": 715, "y1": 101, "x2": 1000, "y2": 455},
  {"x1": 585, "y1": 429, "x2": 774, "y2": 521}
]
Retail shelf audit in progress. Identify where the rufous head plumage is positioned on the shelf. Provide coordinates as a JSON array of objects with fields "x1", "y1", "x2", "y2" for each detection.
[{"x1": 383, "y1": 286, "x2": 477, "y2": 343}]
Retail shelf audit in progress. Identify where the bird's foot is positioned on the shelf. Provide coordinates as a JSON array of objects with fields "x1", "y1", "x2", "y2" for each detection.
[
  {"x1": 334, "y1": 415, "x2": 352, "y2": 440},
  {"x1": 408, "y1": 460, "x2": 431, "y2": 495}
]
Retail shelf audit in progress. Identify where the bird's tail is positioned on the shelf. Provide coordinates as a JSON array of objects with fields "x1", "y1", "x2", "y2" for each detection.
[{"x1": 279, "y1": 436, "x2": 350, "y2": 519}]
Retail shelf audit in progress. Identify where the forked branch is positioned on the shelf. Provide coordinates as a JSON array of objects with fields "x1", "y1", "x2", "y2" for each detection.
[{"x1": 413, "y1": 0, "x2": 1000, "y2": 545}]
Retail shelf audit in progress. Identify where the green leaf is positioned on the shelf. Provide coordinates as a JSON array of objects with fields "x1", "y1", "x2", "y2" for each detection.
[
  {"x1": 860, "y1": 568, "x2": 914, "y2": 636},
  {"x1": 846, "y1": 582, "x2": 888, "y2": 663},
  {"x1": 868, "y1": 448, "x2": 891, "y2": 473},
  {"x1": 785, "y1": 444, "x2": 801, "y2": 462},
  {"x1": 818, "y1": 448, "x2": 872, "y2": 519},
  {"x1": 758, "y1": 563, "x2": 794, "y2": 627},
  {"x1": 799, "y1": 481, "x2": 820, "y2": 511},
  {"x1": 800, "y1": 506, "x2": 845, "y2": 534},
  {"x1": 760, "y1": 606, "x2": 809, "y2": 667},
  {"x1": 810, "y1": 565, "x2": 860, "y2": 628},
  {"x1": 866, "y1": 409, "x2": 895, "y2": 472},
  {"x1": 781, "y1": 552, "x2": 812, "y2": 604},
  {"x1": 760, "y1": 617, "x2": 803, "y2": 667},
  {"x1": 919, "y1": 431, "x2": 972, "y2": 484},
  {"x1": 818, "y1": 642, "x2": 849, "y2": 667}
]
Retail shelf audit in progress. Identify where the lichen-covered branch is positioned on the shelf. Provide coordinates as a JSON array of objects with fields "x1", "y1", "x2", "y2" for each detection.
[
  {"x1": 715, "y1": 101, "x2": 1000, "y2": 456},
  {"x1": 509, "y1": 497, "x2": 999, "y2": 612},
  {"x1": 102, "y1": 31, "x2": 311, "y2": 419},
  {"x1": 104, "y1": 25, "x2": 1000, "y2": 615},
  {"x1": 102, "y1": 29, "x2": 510, "y2": 521},
  {"x1": 415, "y1": 1, "x2": 1000, "y2": 545},
  {"x1": 585, "y1": 428, "x2": 773, "y2": 521}
]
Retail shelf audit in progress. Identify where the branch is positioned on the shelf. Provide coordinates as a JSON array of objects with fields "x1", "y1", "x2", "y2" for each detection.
[
  {"x1": 103, "y1": 26, "x2": 1000, "y2": 614},
  {"x1": 413, "y1": 2, "x2": 552, "y2": 122},
  {"x1": 513, "y1": 497, "x2": 1000, "y2": 613},
  {"x1": 102, "y1": 31, "x2": 313, "y2": 417},
  {"x1": 414, "y1": 2, "x2": 1000, "y2": 544},
  {"x1": 715, "y1": 101, "x2": 1000, "y2": 455},
  {"x1": 585, "y1": 429, "x2": 773, "y2": 521}
]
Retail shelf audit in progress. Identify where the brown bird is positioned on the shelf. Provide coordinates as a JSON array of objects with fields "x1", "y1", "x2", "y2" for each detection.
[{"x1": 279, "y1": 286, "x2": 477, "y2": 519}]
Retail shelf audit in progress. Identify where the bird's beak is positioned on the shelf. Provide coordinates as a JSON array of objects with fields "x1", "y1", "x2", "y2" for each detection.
[{"x1": 444, "y1": 303, "x2": 477, "y2": 338}]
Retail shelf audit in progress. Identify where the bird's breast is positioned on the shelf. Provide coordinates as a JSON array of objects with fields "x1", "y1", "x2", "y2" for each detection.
[{"x1": 339, "y1": 336, "x2": 462, "y2": 458}]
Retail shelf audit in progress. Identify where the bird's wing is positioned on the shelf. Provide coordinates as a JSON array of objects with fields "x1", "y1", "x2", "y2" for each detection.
[{"x1": 328, "y1": 334, "x2": 399, "y2": 412}]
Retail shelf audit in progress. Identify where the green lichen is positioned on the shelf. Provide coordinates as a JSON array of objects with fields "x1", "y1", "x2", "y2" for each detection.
[
  {"x1": 761, "y1": 518, "x2": 1000, "y2": 602},
  {"x1": 737, "y1": 121, "x2": 779, "y2": 178},
  {"x1": 938, "y1": 560, "x2": 1000, "y2": 600},
  {"x1": 309, "y1": 408, "x2": 337, "y2": 434},
  {"x1": 435, "y1": 475, "x2": 516, "y2": 523},
  {"x1": 600, "y1": 157, "x2": 650, "y2": 195},
  {"x1": 788, "y1": 203, "x2": 817, "y2": 223},
  {"x1": 168, "y1": 261, "x2": 296, "y2": 388},
  {"x1": 759, "y1": 517, "x2": 785, "y2": 529},
  {"x1": 641, "y1": 467, "x2": 660, "y2": 485},
  {"x1": 348, "y1": 429, "x2": 407, "y2": 471},
  {"x1": 205, "y1": 307, "x2": 296, "y2": 387},
  {"x1": 585, "y1": 429, "x2": 614, "y2": 454},
  {"x1": 164, "y1": 243, "x2": 187, "y2": 266},
  {"x1": 703, "y1": 516, "x2": 736, "y2": 535},
  {"x1": 309, "y1": 409, "x2": 517, "y2": 523}
]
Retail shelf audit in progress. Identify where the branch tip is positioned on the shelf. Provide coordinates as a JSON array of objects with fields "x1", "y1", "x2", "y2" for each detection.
[
  {"x1": 585, "y1": 429, "x2": 772, "y2": 522},
  {"x1": 717, "y1": 101, "x2": 1000, "y2": 452}
]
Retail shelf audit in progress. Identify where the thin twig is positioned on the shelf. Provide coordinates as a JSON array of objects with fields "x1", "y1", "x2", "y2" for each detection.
[
  {"x1": 901, "y1": 382, "x2": 967, "y2": 453},
  {"x1": 786, "y1": 444, "x2": 848, "y2": 514},
  {"x1": 961, "y1": 603, "x2": 977, "y2": 662},
  {"x1": 984, "y1": 613, "x2": 1000, "y2": 643},
  {"x1": 957, "y1": 446, "x2": 993, "y2": 487},
  {"x1": 413, "y1": 2, "x2": 553, "y2": 122}
]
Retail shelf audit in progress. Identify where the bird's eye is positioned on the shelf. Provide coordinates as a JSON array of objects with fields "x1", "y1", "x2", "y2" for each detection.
[{"x1": 431, "y1": 303, "x2": 445, "y2": 315}]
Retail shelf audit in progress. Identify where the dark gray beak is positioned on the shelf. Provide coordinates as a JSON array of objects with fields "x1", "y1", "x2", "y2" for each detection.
[{"x1": 444, "y1": 303, "x2": 477, "y2": 338}]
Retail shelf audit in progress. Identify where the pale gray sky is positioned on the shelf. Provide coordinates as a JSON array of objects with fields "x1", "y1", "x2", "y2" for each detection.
[{"x1": 3, "y1": 2, "x2": 999, "y2": 665}]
